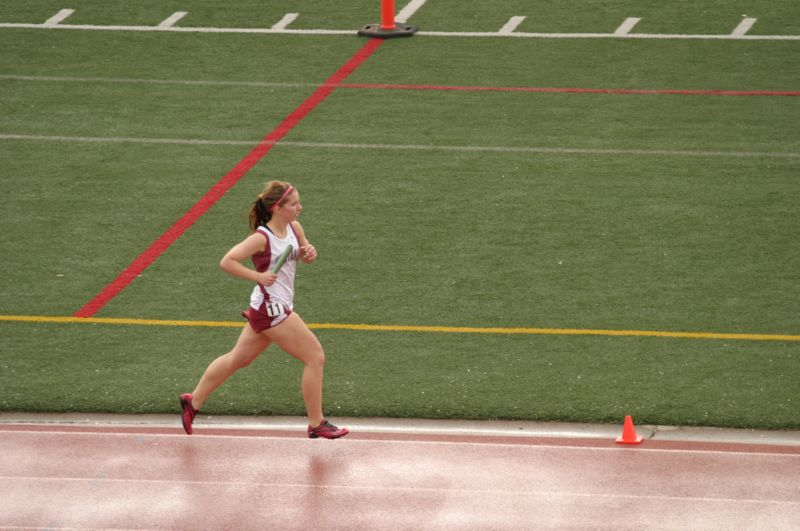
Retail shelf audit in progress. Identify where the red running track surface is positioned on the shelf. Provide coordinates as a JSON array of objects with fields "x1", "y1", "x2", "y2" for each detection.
[{"x1": 1, "y1": 423, "x2": 798, "y2": 529}]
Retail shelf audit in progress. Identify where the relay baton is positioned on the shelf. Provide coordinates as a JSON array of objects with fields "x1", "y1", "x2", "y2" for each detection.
[{"x1": 271, "y1": 244, "x2": 294, "y2": 273}]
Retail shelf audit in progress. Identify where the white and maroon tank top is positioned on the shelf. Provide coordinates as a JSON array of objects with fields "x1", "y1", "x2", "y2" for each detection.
[{"x1": 249, "y1": 224, "x2": 300, "y2": 310}]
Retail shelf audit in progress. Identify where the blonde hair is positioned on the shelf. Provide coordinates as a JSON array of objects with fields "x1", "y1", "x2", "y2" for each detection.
[{"x1": 249, "y1": 181, "x2": 293, "y2": 231}]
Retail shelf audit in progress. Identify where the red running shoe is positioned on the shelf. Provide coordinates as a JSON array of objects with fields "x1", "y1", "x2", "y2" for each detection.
[
  {"x1": 180, "y1": 393, "x2": 198, "y2": 435},
  {"x1": 308, "y1": 420, "x2": 349, "y2": 439}
]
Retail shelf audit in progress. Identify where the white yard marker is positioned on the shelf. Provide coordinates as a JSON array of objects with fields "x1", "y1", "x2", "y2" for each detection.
[
  {"x1": 44, "y1": 9, "x2": 75, "y2": 26},
  {"x1": 396, "y1": 0, "x2": 427, "y2": 23},
  {"x1": 158, "y1": 12, "x2": 188, "y2": 28},
  {"x1": 499, "y1": 16, "x2": 526, "y2": 35},
  {"x1": 614, "y1": 17, "x2": 641, "y2": 35},
  {"x1": 272, "y1": 13, "x2": 298, "y2": 30},
  {"x1": 732, "y1": 17, "x2": 757, "y2": 36},
  {"x1": 2, "y1": 13, "x2": 799, "y2": 41}
]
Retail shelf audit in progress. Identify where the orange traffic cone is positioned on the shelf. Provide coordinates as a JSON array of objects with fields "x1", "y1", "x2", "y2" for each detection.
[
  {"x1": 358, "y1": 0, "x2": 419, "y2": 39},
  {"x1": 616, "y1": 415, "x2": 643, "y2": 445}
]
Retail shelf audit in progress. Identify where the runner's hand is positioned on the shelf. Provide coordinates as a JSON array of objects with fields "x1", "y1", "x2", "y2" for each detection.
[
  {"x1": 300, "y1": 244, "x2": 317, "y2": 263},
  {"x1": 256, "y1": 270, "x2": 278, "y2": 286}
]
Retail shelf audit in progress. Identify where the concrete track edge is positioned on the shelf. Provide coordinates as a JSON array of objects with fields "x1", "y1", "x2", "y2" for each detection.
[{"x1": 1, "y1": 412, "x2": 799, "y2": 447}]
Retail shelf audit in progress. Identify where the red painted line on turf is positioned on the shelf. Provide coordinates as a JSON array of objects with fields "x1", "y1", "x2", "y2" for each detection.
[
  {"x1": 338, "y1": 82, "x2": 800, "y2": 97},
  {"x1": 74, "y1": 39, "x2": 383, "y2": 318}
]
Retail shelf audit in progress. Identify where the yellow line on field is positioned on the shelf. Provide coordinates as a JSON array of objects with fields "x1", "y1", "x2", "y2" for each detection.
[
  {"x1": 309, "y1": 322, "x2": 800, "y2": 341},
  {"x1": 1, "y1": 314, "x2": 798, "y2": 342}
]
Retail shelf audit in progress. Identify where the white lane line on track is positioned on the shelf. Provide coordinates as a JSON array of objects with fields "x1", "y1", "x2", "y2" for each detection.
[
  {"x1": 3, "y1": 429, "x2": 800, "y2": 457},
  {"x1": 158, "y1": 11, "x2": 188, "y2": 28},
  {"x1": 2, "y1": 475, "x2": 799, "y2": 504},
  {"x1": 1, "y1": 133, "x2": 798, "y2": 159}
]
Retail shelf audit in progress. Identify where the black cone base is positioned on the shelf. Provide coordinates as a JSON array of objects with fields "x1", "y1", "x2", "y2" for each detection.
[{"x1": 358, "y1": 23, "x2": 418, "y2": 39}]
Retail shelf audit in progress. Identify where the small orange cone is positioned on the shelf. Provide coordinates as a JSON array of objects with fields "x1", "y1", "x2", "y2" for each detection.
[{"x1": 616, "y1": 415, "x2": 643, "y2": 445}]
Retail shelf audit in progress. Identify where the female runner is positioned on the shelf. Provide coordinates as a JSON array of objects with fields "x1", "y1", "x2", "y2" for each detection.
[{"x1": 180, "y1": 181, "x2": 348, "y2": 439}]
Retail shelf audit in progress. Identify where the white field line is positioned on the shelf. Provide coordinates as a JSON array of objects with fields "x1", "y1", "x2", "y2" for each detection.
[
  {"x1": 271, "y1": 13, "x2": 298, "y2": 30},
  {"x1": 419, "y1": 30, "x2": 800, "y2": 40},
  {"x1": 2, "y1": 16, "x2": 799, "y2": 41},
  {"x1": 395, "y1": 0, "x2": 428, "y2": 23},
  {"x1": 0, "y1": 22, "x2": 352, "y2": 35},
  {"x1": 43, "y1": 8, "x2": 74, "y2": 26},
  {"x1": 0, "y1": 133, "x2": 254, "y2": 146},
  {"x1": 0, "y1": 73, "x2": 316, "y2": 89},
  {"x1": 499, "y1": 16, "x2": 526, "y2": 35},
  {"x1": 2, "y1": 133, "x2": 798, "y2": 160},
  {"x1": 614, "y1": 17, "x2": 641, "y2": 35},
  {"x1": 732, "y1": 17, "x2": 757, "y2": 36},
  {"x1": 4, "y1": 74, "x2": 798, "y2": 98},
  {"x1": 158, "y1": 11, "x2": 188, "y2": 28}
]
